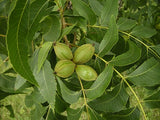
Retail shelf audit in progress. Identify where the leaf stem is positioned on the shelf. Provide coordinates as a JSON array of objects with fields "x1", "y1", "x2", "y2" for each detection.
[
  {"x1": 94, "y1": 53, "x2": 109, "y2": 64},
  {"x1": 45, "y1": 106, "x2": 51, "y2": 120},
  {"x1": 0, "y1": 34, "x2": 6, "y2": 37},
  {"x1": 94, "y1": 54, "x2": 147, "y2": 120},
  {"x1": 78, "y1": 75, "x2": 90, "y2": 120}
]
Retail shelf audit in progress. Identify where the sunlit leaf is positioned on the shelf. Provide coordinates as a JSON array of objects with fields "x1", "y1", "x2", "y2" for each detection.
[
  {"x1": 86, "y1": 64, "x2": 113, "y2": 100},
  {"x1": 41, "y1": 15, "x2": 61, "y2": 42},
  {"x1": 88, "y1": 0, "x2": 103, "y2": 16},
  {"x1": 126, "y1": 58, "x2": 160, "y2": 86},
  {"x1": 57, "y1": 77, "x2": 82, "y2": 104},
  {"x1": 99, "y1": 16, "x2": 118, "y2": 57},
  {"x1": 117, "y1": 17, "x2": 137, "y2": 31},
  {"x1": 100, "y1": 0, "x2": 119, "y2": 26},
  {"x1": 14, "y1": 75, "x2": 26, "y2": 90},
  {"x1": 31, "y1": 104, "x2": 47, "y2": 120},
  {"x1": 25, "y1": 87, "x2": 45, "y2": 107},
  {"x1": 27, "y1": 0, "x2": 49, "y2": 43},
  {"x1": 34, "y1": 60, "x2": 57, "y2": 109},
  {"x1": 111, "y1": 41, "x2": 141, "y2": 66},
  {"x1": 88, "y1": 83, "x2": 129, "y2": 112},
  {"x1": 71, "y1": 0, "x2": 96, "y2": 25},
  {"x1": 6, "y1": 0, "x2": 38, "y2": 86},
  {"x1": 131, "y1": 25, "x2": 157, "y2": 38},
  {"x1": 38, "y1": 42, "x2": 52, "y2": 72}
]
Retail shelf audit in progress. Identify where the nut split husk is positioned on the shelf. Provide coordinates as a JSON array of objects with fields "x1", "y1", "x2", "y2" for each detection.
[
  {"x1": 73, "y1": 44, "x2": 95, "y2": 64},
  {"x1": 76, "y1": 65, "x2": 97, "y2": 81},
  {"x1": 55, "y1": 60, "x2": 75, "y2": 78},
  {"x1": 54, "y1": 42, "x2": 73, "y2": 60}
]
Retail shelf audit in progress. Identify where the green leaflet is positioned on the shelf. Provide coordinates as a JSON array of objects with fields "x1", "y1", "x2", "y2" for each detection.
[
  {"x1": 88, "y1": 0, "x2": 103, "y2": 16},
  {"x1": 88, "y1": 83, "x2": 129, "y2": 113},
  {"x1": 14, "y1": 75, "x2": 27, "y2": 90},
  {"x1": 131, "y1": 25, "x2": 157, "y2": 38},
  {"x1": 31, "y1": 104, "x2": 47, "y2": 120},
  {"x1": 71, "y1": 0, "x2": 96, "y2": 25},
  {"x1": 86, "y1": 64, "x2": 113, "y2": 100},
  {"x1": 144, "y1": 89, "x2": 160, "y2": 108},
  {"x1": 57, "y1": 77, "x2": 82, "y2": 104},
  {"x1": 34, "y1": 60, "x2": 57, "y2": 109},
  {"x1": 6, "y1": 0, "x2": 38, "y2": 86},
  {"x1": 38, "y1": 42, "x2": 53, "y2": 72},
  {"x1": 55, "y1": 94, "x2": 70, "y2": 113},
  {"x1": 88, "y1": 107, "x2": 105, "y2": 120},
  {"x1": 150, "y1": 44, "x2": 160, "y2": 56},
  {"x1": 25, "y1": 87, "x2": 46, "y2": 107},
  {"x1": 0, "y1": 74, "x2": 16, "y2": 93},
  {"x1": 126, "y1": 58, "x2": 160, "y2": 86},
  {"x1": 117, "y1": 17, "x2": 137, "y2": 31},
  {"x1": 41, "y1": 15, "x2": 61, "y2": 42},
  {"x1": 47, "y1": 109, "x2": 67, "y2": 120},
  {"x1": 104, "y1": 107, "x2": 140, "y2": 120},
  {"x1": 99, "y1": 16, "x2": 118, "y2": 57},
  {"x1": 67, "y1": 107, "x2": 83, "y2": 120},
  {"x1": 58, "y1": 24, "x2": 76, "y2": 41},
  {"x1": 111, "y1": 41, "x2": 141, "y2": 66},
  {"x1": 100, "y1": 0, "x2": 119, "y2": 26},
  {"x1": 27, "y1": 0, "x2": 49, "y2": 43}
]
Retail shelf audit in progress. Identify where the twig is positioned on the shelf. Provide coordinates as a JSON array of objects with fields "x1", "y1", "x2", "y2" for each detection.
[{"x1": 78, "y1": 75, "x2": 90, "y2": 120}]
